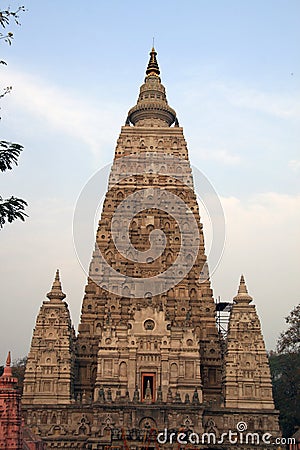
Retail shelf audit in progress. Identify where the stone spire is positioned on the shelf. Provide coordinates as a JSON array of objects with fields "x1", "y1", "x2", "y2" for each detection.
[
  {"x1": 0, "y1": 352, "x2": 22, "y2": 449},
  {"x1": 223, "y1": 275, "x2": 275, "y2": 409},
  {"x1": 6, "y1": 351, "x2": 11, "y2": 366},
  {"x1": 22, "y1": 270, "x2": 75, "y2": 405},
  {"x1": 0, "y1": 352, "x2": 15, "y2": 381},
  {"x1": 233, "y1": 274, "x2": 253, "y2": 304},
  {"x1": 145, "y1": 47, "x2": 160, "y2": 77},
  {"x1": 127, "y1": 47, "x2": 176, "y2": 127},
  {"x1": 77, "y1": 47, "x2": 221, "y2": 406},
  {"x1": 2, "y1": 351, "x2": 13, "y2": 377},
  {"x1": 46, "y1": 269, "x2": 66, "y2": 302}
]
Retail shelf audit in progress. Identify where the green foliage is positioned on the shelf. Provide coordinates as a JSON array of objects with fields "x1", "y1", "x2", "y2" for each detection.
[
  {"x1": 12, "y1": 356, "x2": 27, "y2": 393},
  {"x1": 0, "y1": 141, "x2": 23, "y2": 171},
  {"x1": 269, "y1": 303, "x2": 300, "y2": 438},
  {"x1": 269, "y1": 352, "x2": 300, "y2": 437},
  {"x1": 0, "y1": 6, "x2": 27, "y2": 229},
  {"x1": 0, "y1": 6, "x2": 25, "y2": 45},
  {"x1": 0, "y1": 195, "x2": 27, "y2": 227},
  {"x1": 277, "y1": 304, "x2": 300, "y2": 354}
]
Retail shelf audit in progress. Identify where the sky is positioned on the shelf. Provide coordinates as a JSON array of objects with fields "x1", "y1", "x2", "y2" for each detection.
[{"x1": 0, "y1": 0, "x2": 299, "y2": 362}]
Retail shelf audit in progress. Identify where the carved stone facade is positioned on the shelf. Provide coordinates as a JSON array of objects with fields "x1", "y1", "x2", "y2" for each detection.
[
  {"x1": 0, "y1": 353, "x2": 45, "y2": 449},
  {"x1": 0, "y1": 352, "x2": 22, "y2": 450},
  {"x1": 22, "y1": 49, "x2": 280, "y2": 449},
  {"x1": 22, "y1": 270, "x2": 76, "y2": 405},
  {"x1": 223, "y1": 276, "x2": 274, "y2": 409}
]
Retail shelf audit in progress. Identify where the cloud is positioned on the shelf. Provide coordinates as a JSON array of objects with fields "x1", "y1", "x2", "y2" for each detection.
[
  {"x1": 210, "y1": 192, "x2": 300, "y2": 350},
  {"x1": 1, "y1": 66, "x2": 124, "y2": 156},
  {"x1": 0, "y1": 196, "x2": 87, "y2": 363},
  {"x1": 214, "y1": 82, "x2": 300, "y2": 120},
  {"x1": 0, "y1": 65, "x2": 299, "y2": 359},
  {"x1": 177, "y1": 75, "x2": 300, "y2": 121},
  {"x1": 199, "y1": 148, "x2": 241, "y2": 165},
  {"x1": 175, "y1": 76, "x2": 300, "y2": 181},
  {"x1": 1, "y1": 189, "x2": 299, "y2": 362},
  {"x1": 289, "y1": 159, "x2": 300, "y2": 172}
]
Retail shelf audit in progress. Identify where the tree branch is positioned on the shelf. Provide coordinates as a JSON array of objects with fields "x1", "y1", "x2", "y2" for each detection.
[
  {"x1": 0, "y1": 195, "x2": 28, "y2": 228},
  {"x1": 0, "y1": 141, "x2": 24, "y2": 171}
]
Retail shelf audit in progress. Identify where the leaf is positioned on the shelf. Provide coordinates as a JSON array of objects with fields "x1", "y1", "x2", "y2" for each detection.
[
  {"x1": 0, "y1": 141, "x2": 24, "y2": 171},
  {"x1": 0, "y1": 195, "x2": 28, "y2": 228}
]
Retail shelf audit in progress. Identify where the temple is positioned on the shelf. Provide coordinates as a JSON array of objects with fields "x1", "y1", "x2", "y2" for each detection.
[
  {"x1": 21, "y1": 48, "x2": 280, "y2": 449},
  {"x1": 0, "y1": 352, "x2": 44, "y2": 449}
]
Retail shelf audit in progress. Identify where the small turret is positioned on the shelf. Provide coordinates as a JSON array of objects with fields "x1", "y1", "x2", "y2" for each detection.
[
  {"x1": 0, "y1": 352, "x2": 22, "y2": 449},
  {"x1": 3, "y1": 351, "x2": 12, "y2": 377},
  {"x1": 0, "y1": 351, "x2": 15, "y2": 381},
  {"x1": 223, "y1": 275, "x2": 275, "y2": 409},
  {"x1": 22, "y1": 270, "x2": 75, "y2": 405}
]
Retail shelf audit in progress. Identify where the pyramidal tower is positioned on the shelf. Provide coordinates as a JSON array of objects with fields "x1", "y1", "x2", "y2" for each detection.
[
  {"x1": 22, "y1": 270, "x2": 75, "y2": 405},
  {"x1": 75, "y1": 46, "x2": 222, "y2": 406},
  {"x1": 22, "y1": 49, "x2": 280, "y2": 449},
  {"x1": 223, "y1": 276, "x2": 275, "y2": 409},
  {"x1": 0, "y1": 352, "x2": 22, "y2": 450}
]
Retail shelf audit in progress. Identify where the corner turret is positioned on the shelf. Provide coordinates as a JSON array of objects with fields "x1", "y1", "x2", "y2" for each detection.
[
  {"x1": 0, "y1": 352, "x2": 22, "y2": 449},
  {"x1": 223, "y1": 275, "x2": 276, "y2": 410},
  {"x1": 22, "y1": 270, "x2": 75, "y2": 405}
]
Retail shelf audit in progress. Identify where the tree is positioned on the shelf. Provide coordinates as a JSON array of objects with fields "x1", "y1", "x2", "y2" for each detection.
[
  {"x1": 277, "y1": 303, "x2": 300, "y2": 354},
  {"x1": 11, "y1": 356, "x2": 27, "y2": 393},
  {"x1": 0, "y1": 356, "x2": 27, "y2": 393},
  {"x1": 269, "y1": 303, "x2": 300, "y2": 437},
  {"x1": 0, "y1": 6, "x2": 27, "y2": 229}
]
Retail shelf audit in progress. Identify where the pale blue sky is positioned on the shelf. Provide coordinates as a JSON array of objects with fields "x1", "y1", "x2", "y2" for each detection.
[{"x1": 0, "y1": 1, "x2": 299, "y2": 361}]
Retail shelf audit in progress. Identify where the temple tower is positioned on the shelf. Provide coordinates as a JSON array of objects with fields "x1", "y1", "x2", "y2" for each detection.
[
  {"x1": 0, "y1": 352, "x2": 22, "y2": 450},
  {"x1": 223, "y1": 275, "x2": 275, "y2": 409},
  {"x1": 75, "y1": 47, "x2": 222, "y2": 405},
  {"x1": 21, "y1": 48, "x2": 280, "y2": 449},
  {"x1": 23, "y1": 270, "x2": 75, "y2": 405}
]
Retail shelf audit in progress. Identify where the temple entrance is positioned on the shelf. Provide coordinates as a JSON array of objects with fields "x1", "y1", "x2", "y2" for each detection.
[{"x1": 141, "y1": 373, "x2": 155, "y2": 402}]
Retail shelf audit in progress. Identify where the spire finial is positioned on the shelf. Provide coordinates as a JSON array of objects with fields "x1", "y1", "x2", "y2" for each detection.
[
  {"x1": 127, "y1": 47, "x2": 177, "y2": 127},
  {"x1": 6, "y1": 351, "x2": 11, "y2": 367},
  {"x1": 47, "y1": 269, "x2": 66, "y2": 302},
  {"x1": 1, "y1": 351, "x2": 13, "y2": 378},
  {"x1": 233, "y1": 274, "x2": 253, "y2": 304},
  {"x1": 238, "y1": 274, "x2": 247, "y2": 293},
  {"x1": 146, "y1": 46, "x2": 160, "y2": 77}
]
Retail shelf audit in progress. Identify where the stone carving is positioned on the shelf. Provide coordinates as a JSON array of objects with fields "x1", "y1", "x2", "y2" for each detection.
[
  {"x1": 22, "y1": 270, "x2": 75, "y2": 405},
  {"x1": 223, "y1": 276, "x2": 275, "y2": 409},
  {"x1": 21, "y1": 48, "x2": 280, "y2": 449}
]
